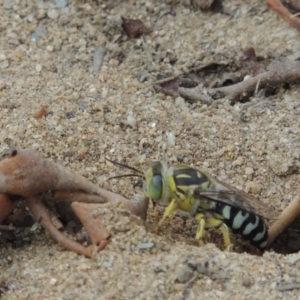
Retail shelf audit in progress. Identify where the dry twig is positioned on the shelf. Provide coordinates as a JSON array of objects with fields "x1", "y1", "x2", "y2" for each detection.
[
  {"x1": 266, "y1": 0, "x2": 300, "y2": 31},
  {"x1": 178, "y1": 59, "x2": 300, "y2": 103},
  {"x1": 268, "y1": 194, "x2": 300, "y2": 247}
]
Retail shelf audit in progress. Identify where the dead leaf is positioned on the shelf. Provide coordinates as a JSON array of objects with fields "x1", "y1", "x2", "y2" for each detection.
[{"x1": 121, "y1": 17, "x2": 151, "y2": 39}]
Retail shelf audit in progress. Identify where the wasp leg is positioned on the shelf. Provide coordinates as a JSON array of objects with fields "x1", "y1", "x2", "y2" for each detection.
[
  {"x1": 158, "y1": 198, "x2": 178, "y2": 227},
  {"x1": 205, "y1": 217, "x2": 233, "y2": 251},
  {"x1": 195, "y1": 213, "x2": 206, "y2": 246}
]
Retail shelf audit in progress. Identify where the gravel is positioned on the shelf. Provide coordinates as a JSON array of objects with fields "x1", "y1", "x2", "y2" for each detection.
[{"x1": 1, "y1": 0, "x2": 300, "y2": 299}]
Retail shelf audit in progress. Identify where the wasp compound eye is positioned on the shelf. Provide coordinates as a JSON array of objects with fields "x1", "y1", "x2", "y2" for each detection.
[{"x1": 148, "y1": 174, "x2": 163, "y2": 201}]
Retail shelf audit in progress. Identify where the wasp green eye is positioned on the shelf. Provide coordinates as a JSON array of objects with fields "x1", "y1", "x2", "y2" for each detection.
[{"x1": 148, "y1": 174, "x2": 163, "y2": 200}]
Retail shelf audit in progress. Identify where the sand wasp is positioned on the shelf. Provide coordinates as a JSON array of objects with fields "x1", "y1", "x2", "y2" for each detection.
[{"x1": 107, "y1": 159, "x2": 278, "y2": 250}]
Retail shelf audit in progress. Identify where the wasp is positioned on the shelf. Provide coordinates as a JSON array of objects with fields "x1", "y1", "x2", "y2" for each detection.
[{"x1": 107, "y1": 159, "x2": 278, "y2": 250}]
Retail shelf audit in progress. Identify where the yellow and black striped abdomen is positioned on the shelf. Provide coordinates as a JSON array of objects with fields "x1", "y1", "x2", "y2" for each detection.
[{"x1": 198, "y1": 201, "x2": 268, "y2": 249}]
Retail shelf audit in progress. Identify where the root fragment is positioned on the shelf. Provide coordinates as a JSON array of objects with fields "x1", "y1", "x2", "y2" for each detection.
[
  {"x1": 0, "y1": 149, "x2": 149, "y2": 257},
  {"x1": 266, "y1": 0, "x2": 300, "y2": 31},
  {"x1": 26, "y1": 196, "x2": 96, "y2": 258},
  {"x1": 268, "y1": 194, "x2": 300, "y2": 247}
]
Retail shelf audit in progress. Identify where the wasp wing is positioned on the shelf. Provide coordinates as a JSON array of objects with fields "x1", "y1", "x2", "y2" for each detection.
[
  {"x1": 168, "y1": 163, "x2": 278, "y2": 219},
  {"x1": 190, "y1": 186, "x2": 279, "y2": 220}
]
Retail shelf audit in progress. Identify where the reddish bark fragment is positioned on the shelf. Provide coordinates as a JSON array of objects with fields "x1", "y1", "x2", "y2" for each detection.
[{"x1": 121, "y1": 17, "x2": 151, "y2": 39}]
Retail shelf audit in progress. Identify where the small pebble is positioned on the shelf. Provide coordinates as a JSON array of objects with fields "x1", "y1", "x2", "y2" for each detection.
[
  {"x1": 167, "y1": 132, "x2": 175, "y2": 146},
  {"x1": 218, "y1": 270, "x2": 231, "y2": 279},
  {"x1": 176, "y1": 268, "x2": 194, "y2": 283},
  {"x1": 93, "y1": 47, "x2": 106, "y2": 72},
  {"x1": 175, "y1": 97, "x2": 185, "y2": 107},
  {"x1": 277, "y1": 282, "x2": 300, "y2": 292},
  {"x1": 0, "y1": 60, "x2": 9, "y2": 69},
  {"x1": 89, "y1": 87, "x2": 97, "y2": 94},
  {"x1": 155, "y1": 291, "x2": 164, "y2": 299},
  {"x1": 30, "y1": 223, "x2": 40, "y2": 232},
  {"x1": 50, "y1": 278, "x2": 57, "y2": 286},
  {"x1": 270, "y1": 282, "x2": 277, "y2": 289},
  {"x1": 176, "y1": 154, "x2": 184, "y2": 162},
  {"x1": 4, "y1": 0, "x2": 14, "y2": 9},
  {"x1": 139, "y1": 74, "x2": 147, "y2": 83},
  {"x1": 232, "y1": 156, "x2": 244, "y2": 166},
  {"x1": 31, "y1": 25, "x2": 48, "y2": 41},
  {"x1": 56, "y1": 0, "x2": 67, "y2": 8},
  {"x1": 137, "y1": 242, "x2": 154, "y2": 250},
  {"x1": 242, "y1": 277, "x2": 252, "y2": 287},
  {"x1": 127, "y1": 115, "x2": 136, "y2": 128},
  {"x1": 36, "y1": 64, "x2": 42, "y2": 72},
  {"x1": 0, "y1": 54, "x2": 6, "y2": 61},
  {"x1": 196, "y1": 263, "x2": 208, "y2": 274},
  {"x1": 245, "y1": 167, "x2": 254, "y2": 175},
  {"x1": 173, "y1": 283, "x2": 184, "y2": 292},
  {"x1": 47, "y1": 8, "x2": 59, "y2": 19},
  {"x1": 108, "y1": 59, "x2": 119, "y2": 67},
  {"x1": 152, "y1": 261, "x2": 167, "y2": 273},
  {"x1": 97, "y1": 33, "x2": 107, "y2": 44},
  {"x1": 46, "y1": 45, "x2": 54, "y2": 52},
  {"x1": 0, "y1": 82, "x2": 6, "y2": 91}
]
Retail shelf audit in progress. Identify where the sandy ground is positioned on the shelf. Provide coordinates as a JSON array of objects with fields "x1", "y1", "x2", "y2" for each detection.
[{"x1": 1, "y1": 0, "x2": 300, "y2": 299}]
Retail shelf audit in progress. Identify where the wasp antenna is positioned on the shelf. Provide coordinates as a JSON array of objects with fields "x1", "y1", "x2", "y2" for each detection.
[
  {"x1": 107, "y1": 174, "x2": 142, "y2": 181},
  {"x1": 105, "y1": 157, "x2": 143, "y2": 174}
]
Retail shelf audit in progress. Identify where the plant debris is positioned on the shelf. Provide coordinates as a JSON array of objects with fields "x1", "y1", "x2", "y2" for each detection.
[
  {"x1": 33, "y1": 106, "x2": 48, "y2": 120},
  {"x1": 266, "y1": 0, "x2": 300, "y2": 31},
  {"x1": 0, "y1": 149, "x2": 148, "y2": 258},
  {"x1": 193, "y1": 0, "x2": 223, "y2": 12},
  {"x1": 156, "y1": 57, "x2": 300, "y2": 104},
  {"x1": 268, "y1": 194, "x2": 300, "y2": 247},
  {"x1": 121, "y1": 17, "x2": 151, "y2": 39}
]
